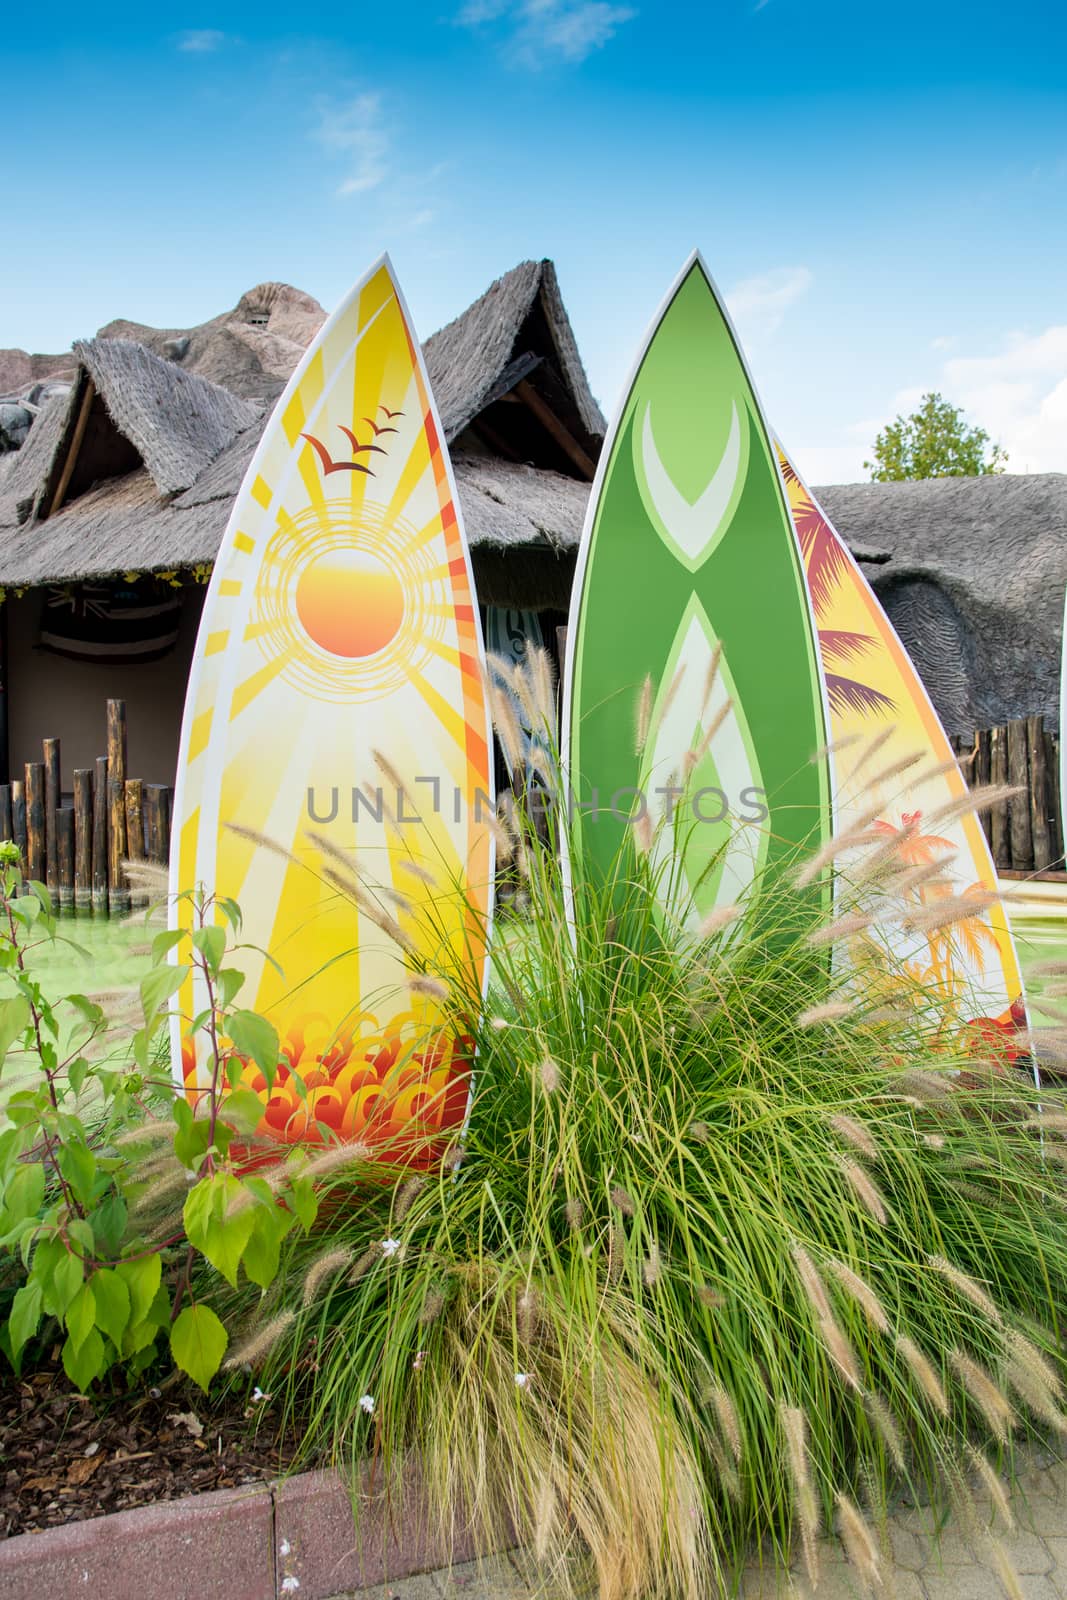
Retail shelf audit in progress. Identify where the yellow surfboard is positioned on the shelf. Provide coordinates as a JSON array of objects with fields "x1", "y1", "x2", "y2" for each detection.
[
  {"x1": 781, "y1": 450, "x2": 1027, "y2": 1051},
  {"x1": 170, "y1": 257, "x2": 494, "y2": 1151}
]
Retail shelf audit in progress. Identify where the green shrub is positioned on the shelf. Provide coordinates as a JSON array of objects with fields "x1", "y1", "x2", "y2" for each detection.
[
  {"x1": 220, "y1": 660, "x2": 1067, "y2": 1599},
  {"x1": 0, "y1": 859, "x2": 320, "y2": 1392}
]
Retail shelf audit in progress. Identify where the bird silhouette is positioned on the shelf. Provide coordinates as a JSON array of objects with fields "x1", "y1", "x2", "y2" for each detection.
[
  {"x1": 363, "y1": 417, "x2": 399, "y2": 437},
  {"x1": 379, "y1": 405, "x2": 404, "y2": 420},
  {"x1": 337, "y1": 425, "x2": 386, "y2": 458},
  {"x1": 300, "y1": 432, "x2": 374, "y2": 475}
]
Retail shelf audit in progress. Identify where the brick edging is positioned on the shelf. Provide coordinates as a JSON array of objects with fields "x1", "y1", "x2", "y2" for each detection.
[{"x1": 0, "y1": 1465, "x2": 477, "y2": 1600}]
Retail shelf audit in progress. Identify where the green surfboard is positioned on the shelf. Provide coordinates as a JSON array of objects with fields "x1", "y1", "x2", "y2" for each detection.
[{"x1": 562, "y1": 253, "x2": 831, "y2": 932}]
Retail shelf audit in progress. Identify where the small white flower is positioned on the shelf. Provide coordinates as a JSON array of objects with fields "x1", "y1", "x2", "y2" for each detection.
[
  {"x1": 515, "y1": 1372, "x2": 532, "y2": 1390},
  {"x1": 489, "y1": 1016, "x2": 509, "y2": 1031},
  {"x1": 281, "y1": 1579, "x2": 301, "y2": 1593},
  {"x1": 413, "y1": 1350, "x2": 427, "y2": 1371},
  {"x1": 279, "y1": 1539, "x2": 291, "y2": 1557},
  {"x1": 251, "y1": 1386, "x2": 271, "y2": 1404},
  {"x1": 380, "y1": 1238, "x2": 401, "y2": 1257},
  {"x1": 359, "y1": 1393, "x2": 376, "y2": 1415}
]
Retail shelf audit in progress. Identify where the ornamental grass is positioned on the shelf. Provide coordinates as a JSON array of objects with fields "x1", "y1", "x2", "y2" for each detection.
[{"x1": 221, "y1": 656, "x2": 1067, "y2": 1600}]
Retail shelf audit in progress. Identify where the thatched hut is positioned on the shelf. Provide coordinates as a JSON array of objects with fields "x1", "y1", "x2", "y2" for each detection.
[
  {"x1": 0, "y1": 255, "x2": 1063, "y2": 795},
  {"x1": 0, "y1": 260, "x2": 603, "y2": 783}
]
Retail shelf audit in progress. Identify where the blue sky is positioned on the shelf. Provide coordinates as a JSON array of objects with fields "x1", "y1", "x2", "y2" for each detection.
[{"x1": 3, "y1": 1, "x2": 1065, "y2": 481}]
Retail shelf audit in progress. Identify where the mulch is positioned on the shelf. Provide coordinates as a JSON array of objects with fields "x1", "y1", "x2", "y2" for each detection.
[{"x1": 0, "y1": 1365, "x2": 306, "y2": 1539}]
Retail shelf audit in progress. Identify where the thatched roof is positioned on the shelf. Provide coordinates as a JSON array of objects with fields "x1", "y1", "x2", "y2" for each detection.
[
  {"x1": 0, "y1": 444, "x2": 590, "y2": 592},
  {"x1": 425, "y1": 259, "x2": 605, "y2": 445},
  {"x1": 815, "y1": 473, "x2": 1067, "y2": 738},
  {"x1": 0, "y1": 259, "x2": 606, "y2": 592},
  {"x1": 0, "y1": 338, "x2": 262, "y2": 535},
  {"x1": 75, "y1": 339, "x2": 261, "y2": 495}
]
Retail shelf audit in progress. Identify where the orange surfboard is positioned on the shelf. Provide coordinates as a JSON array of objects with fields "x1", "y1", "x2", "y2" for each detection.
[{"x1": 782, "y1": 450, "x2": 1027, "y2": 1051}]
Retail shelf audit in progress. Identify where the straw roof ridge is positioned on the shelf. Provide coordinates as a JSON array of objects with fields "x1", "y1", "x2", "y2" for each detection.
[
  {"x1": 424, "y1": 259, "x2": 605, "y2": 442},
  {"x1": 74, "y1": 338, "x2": 263, "y2": 497}
]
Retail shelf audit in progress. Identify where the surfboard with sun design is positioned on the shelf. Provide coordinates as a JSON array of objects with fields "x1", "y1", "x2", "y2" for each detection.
[
  {"x1": 563, "y1": 252, "x2": 832, "y2": 934},
  {"x1": 781, "y1": 449, "x2": 1027, "y2": 1049},
  {"x1": 170, "y1": 256, "x2": 494, "y2": 1151}
]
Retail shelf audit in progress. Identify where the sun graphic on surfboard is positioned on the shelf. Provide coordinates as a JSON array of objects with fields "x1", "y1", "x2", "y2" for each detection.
[{"x1": 170, "y1": 260, "x2": 494, "y2": 1157}]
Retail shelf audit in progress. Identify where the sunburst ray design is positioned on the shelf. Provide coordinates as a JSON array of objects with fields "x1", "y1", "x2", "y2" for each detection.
[{"x1": 170, "y1": 259, "x2": 494, "y2": 1155}]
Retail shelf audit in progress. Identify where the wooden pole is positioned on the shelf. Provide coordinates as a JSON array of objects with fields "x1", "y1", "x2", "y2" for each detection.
[
  {"x1": 0, "y1": 784, "x2": 11, "y2": 843},
  {"x1": 108, "y1": 779, "x2": 129, "y2": 916},
  {"x1": 990, "y1": 724, "x2": 1011, "y2": 870},
  {"x1": 48, "y1": 378, "x2": 95, "y2": 517},
  {"x1": 25, "y1": 763, "x2": 45, "y2": 885},
  {"x1": 73, "y1": 769, "x2": 92, "y2": 913},
  {"x1": 43, "y1": 737, "x2": 60, "y2": 894},
  {"x1": 124, "y1": 780, "x2": 145, "y2": 860},
  {"x1": 1047, "y1": 729, "x2": 1063, "y2": 870},
  {"x1": 144, "y1": 785, "x2": 174, "y2": 867},
  {"x1": 92, "y1": 756, "x2": 108, "y2": 915},
  {"x1": 11, "y1": 780, "x2": 26, "y2": 873},
  {"x1": 1007, "y1": 717, "x2": 1033, "y2": 872},
  {"x1": 158, "y1": 786, "x2": 173, "y2": 867},
  {"x1": 974, "y1": 728, "x2": 992, "y2": 844},
  {"x1": 106, "y1": 700, "x2": 128, "y2": 915},
  {"x1": 144, "y1": 786, "x2": 160, "y2": 864},
  {"x1": 1027, "y1": 714, "x2": 1052, "y2": 872},
  {"x1": 56, "y1": 808, "x2": 74, "y2": 913}
]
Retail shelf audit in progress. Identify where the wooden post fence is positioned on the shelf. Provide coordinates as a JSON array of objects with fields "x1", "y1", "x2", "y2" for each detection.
[{"x1": 954, "y1": 714, "x2": 1064, "y2": 877}]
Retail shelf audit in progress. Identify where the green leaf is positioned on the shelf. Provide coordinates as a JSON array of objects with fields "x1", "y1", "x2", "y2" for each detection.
[
  {"x1": 151, "y1": 928, "x2": 187, "y2": 964},
  {"x1": 67, "y1": 1056, "x2": 90, "y2": 1097},
  {"x1": 121, "y1": 1318, "x2": 161, "y2": 1359},
  {"x1": 29, "y1": 881, "x2": 53, "y2": 919},
  {"x1": 171, "y1": 1304, "x2": 227, "y2": 1393},
  {"x1": 220, "y1": 1089, "x2": 267, "y2": 1136},
  {"x1": 8, "y1": 1280, "x2": 42, "y2": 1363},
  {"x1": 287, "y1": 1174, "x2": 319, "y2": 1232},
  {"x1": 92, "y1": 1193, "x2": 127, "y2": 1257},
  {"x1": 241, "y1": 1202, "x2": 294, "y2": 1290},
  {"x1": 58, "y1": 1140, "x2": 97, "y2": 1205},
  {"x1": 173, "y1": 1116, "x2": 214, "y2": 1173},
  {"x1": 62, "y1": 1325, "x2": 105, "y2": 1391},
  {"x1": 140, "y1": 963, "x2": 190, "y2": 1027},
  {"x1": 0, "y1": 995, "x2": 30, "y2": 1070},
  {"x1": 216, "y1": 897, "x2": 242, "y2": 933},
  {"x1": 4, "y1": 1162, "x2": 45, "y2": 1223},
  {"x1": 66, "y1": 1216, "x2": 95, "y2": 1257},
  {"x1": 116, "y1": 1253, "x2": 162, "y2": 1326},
  {"x1": 192, "y1": 925, "x2": 227, "y2": 975},
  {"x1": 65, "y1": 1282, "x2": 97, "y2": 1352},
  {"x1": 65, "y1": 994, "x2": 104, "y2": 1032},
  {"x1": 215, "y1": 970, "x2": 245, "y2": 1012},
  {"x1": 183, "y1": 1174, "x2": 256, "y2": 1289},
  {"x1": 90, "y1": 1269, "x2": 131, "y2": 1350},
  {"x1": 227, "y1": 1011, "x2": 280, "y2": 1079},
  {"x1": 45, "y1": 1248, "x2": 85, "y2": 1318}
]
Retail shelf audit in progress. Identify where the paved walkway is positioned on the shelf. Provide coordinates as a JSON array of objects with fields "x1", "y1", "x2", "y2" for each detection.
[{"x1": 331, "y1": 1448, "x2": 1067, "y2": 1599}]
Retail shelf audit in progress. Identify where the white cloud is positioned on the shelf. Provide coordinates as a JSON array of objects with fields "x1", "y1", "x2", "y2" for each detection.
[
  {"x1": 457, "y1": 0, "x2": 636, "y2": 66},
  {"x1": 176, "y1": 28, "x2": 229, "y2": 52},
  {"x1": 725, "y1": 266, "x2": 813, "y2": 343},
  {"x1": 313, "y1": 94, "x2": 389, "y2": 197},
  {"x1": 928, "y1": 326, "x2": 1067, "y2": 474},
  {"x1": 794, "y1": 323, "x2": 1067, "y2": 488}
]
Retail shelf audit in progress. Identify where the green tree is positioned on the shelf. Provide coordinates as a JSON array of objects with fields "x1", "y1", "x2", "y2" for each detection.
[{"x1": 864, "y1": 392, "x2": 1007, "y2": 482}]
